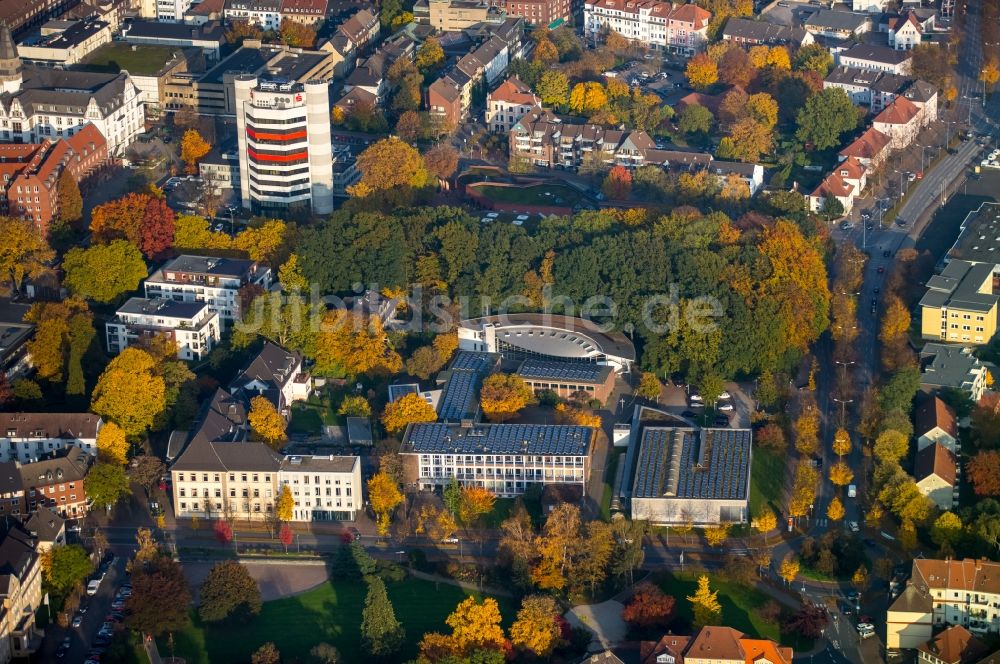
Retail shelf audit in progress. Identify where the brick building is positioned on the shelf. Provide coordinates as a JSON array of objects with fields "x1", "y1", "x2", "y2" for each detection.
[
  {"x1": 19, "y1": 445, "x2": 92, "y2": 518},
  {"x1": 488, "y1": 0, "x2": 570, "y2": 27}
]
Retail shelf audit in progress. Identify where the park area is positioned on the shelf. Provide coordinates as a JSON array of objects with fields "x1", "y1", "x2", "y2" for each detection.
[
  {"x1": 82, "y1": 43, "x2": 180, "y2": 76},
  {"x1": 158, "y1": 576, "x2": 516, "y2": 663},
  {"x1": 749, "y1": 448, "x2": 784, "y2": 517}
]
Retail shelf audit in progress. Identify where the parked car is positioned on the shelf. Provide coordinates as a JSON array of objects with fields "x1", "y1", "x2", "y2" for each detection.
[
  {"x1": 849, "y1": 521, "x2": 859, "y2": 532},
  {"x1": 86, "y1": 579, "x2": 101, "y2": 596},
  {"x1": 689, "y1": 394, "x2": 704, "y2": 403},
  {"x1": 72, "y1": 614, "x2": 83, "y2": 628},
  {"x1": 718, "y1": 390, "x2": 732, "y2": 400},
  {"x1": 717, "y1": 403, "x2": 734, "y2": 412}
]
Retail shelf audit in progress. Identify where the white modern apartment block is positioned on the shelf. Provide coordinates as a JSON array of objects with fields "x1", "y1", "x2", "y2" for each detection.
[
  {"x1": 401, "y1": 422, "x2": 592, "y2": 497},
  {"x1": 225, "y1": 0, "x2": 283, "y2": 30},
  {"x1": 156, "y1": 0, "x2": 194, "y2": 21},
  {"x1": 888, "y1": 558, "x2": 1000, "y2": 650},
  {"x1": 279, "y1": 455, "x2": 362, "y2": 522},
  {"x1": 106, "y1": 298, "x2": 221, "y2": 361},
  {"x1": 234, "y1": 76, "x2": 334, "y2": 215},
  {"x1": 583, "y1": 0, "x2": 711, "y2": 56},
  {"x1": 0, "y1": 413, "x2": 102, "y2": 463},
  {"x1": 144, "y1": 255, "x2": 272, "y2": 323}
]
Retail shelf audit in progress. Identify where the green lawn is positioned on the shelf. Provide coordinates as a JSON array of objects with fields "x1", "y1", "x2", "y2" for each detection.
[
  {"x1": 81, "y1": 43, "x2": 180, "y2": 76},
  {"x1": 599, "y1": 451, "x2": 622, "y2": 522},
  {"x1": 657, "y1": 571, "x2": 811, "y2": 651},
  {"x1": 750, "y1": 448, "x2": 785, "y2": 516},
  {"x1": 289, "y1": 392, "x2": 341, "y2": 435},
  {"x1": 472, "y1": 183, "x2": 586, "y2": 207},
  {"x1": 158, "y1": 577, "x2": 517, "y2": 663}
]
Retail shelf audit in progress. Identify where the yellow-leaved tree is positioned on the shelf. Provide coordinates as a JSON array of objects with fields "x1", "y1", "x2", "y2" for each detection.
[
  {"x1": 778, "y1": 554, "x2": 800, "y2": 585},
  {"x1": 553, "y1": 403, "x2": 602, "y2": 428},
  {"x1": 686, "y1": 575, "x2": 722, "y2": 627},
  {"x1": 91, "y1": 348, "x2": 166, "y2": 438},
  {"x1": 480, "y1": 373, "x2": 533, "y2": 422},
  {"x1": 0, "y1": 215, "x2": 54, "y2": 295},
  {"x1": 96, "y1": 422, "x2": 130, "y2": 466},
  {"x1": 827, "y1": 496, "x2": 845, "y2": 522},
  {"x1": 685, "y1": 53, "x2": 718, "y2": 89},
  {"x1": 754, "y1": 509, "x2": 777, "y2": 542},
  {"x1": 381, "y1": 392, "x2": 437, "y2": 436},
  {"x1": 634, "y1": 371, "x2": 662, "y2": 400},
  {"x1": 347, "y1": 137, "x2": 432, "y2": 197},
  {"x1": 248, "y1": 395, "x2": 287, "y2": 449},
  {"x1": 315, "y1": 310, "x2": 402, "y2": 377},
  {"x1": 276, "y1": 484, "x2": 294, "y2": 522},
  {"x1": 828, "y1": 461, "x2": 855, "y2": 487},
  {"x1": 180, "y1": 129, "x2": 211, "y2": 174},
  {"x1": 368, "y1": 471, "x2": 403, "y2": 536},
  {"x1": 833, "y1": 428, "x2": 852, "y2": 457},
  {"x1": 509, "y1": 595, "x2": 561, "y2": 659},
  {"x1": 458, "y1": 486, "x2": 496, "y2": 525},
  {"x1": 703, "y1": 523, "x2": 729, "y2": 547}
]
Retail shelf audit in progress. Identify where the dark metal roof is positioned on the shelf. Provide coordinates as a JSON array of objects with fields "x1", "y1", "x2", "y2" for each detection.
[
  {"x1": 632, "y1": 427, "x2": 751, "y2": 500},
  {"x1": 403, "y1": 423, "x2": 592, "y2": 456},
  {"x1": 516, "y1": 359, "x2": 611, "y2": 384}
]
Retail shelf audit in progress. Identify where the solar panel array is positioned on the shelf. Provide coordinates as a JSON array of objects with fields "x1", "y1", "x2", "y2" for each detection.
[
  {"x1": 632, "y1": 427, "x2": 751, "y2": 500},
  {"x1": 405, "y1": 423, "x2": 593, "y2": 456},
  {"x1": 449, "y1": 351, "x2": 496, "y2": 373},
  {"x1": 437, "y1": 351, "x2": 497, "y2": 421},
  {"x1": 517, "y1": 359, "x2": 606, "y2": 383}
]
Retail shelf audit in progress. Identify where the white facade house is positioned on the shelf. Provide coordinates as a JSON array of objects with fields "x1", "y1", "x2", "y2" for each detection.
[
  {"x1": 279, "y1": 455, "x2": 362, "y2": 522},
  {"x1": 157, "y1": 0, "x2": 194, "y2": 21},
  {"x1": 485, "y1": 76, "x2": 540, "y2": 133},
  {"x1": 914, "y1": 442, "x2": 957, "y2": 510},
  {"x1": 224, "y1": 0, "x2": 283, "y2": 30},
  {"x1": 853, "y1": 0, "x2": 890, "y2": 12},
  {"x1": 888, "y1": 13, "x2": 922, "y2": 50},
  {"x1": 0, "y1": 413, "x2": 102, "y2": 463},
  {"x1": 839, "y1": 43, "x2": 912, "y2": 74},
  {"x1": 583, "y1": 0, "x2": 712, "y2": 56},
  {"x1": 234, "y1": 76, "x2": 334, "y2": 215},
  {"x1": 144, "y1": 255, "x2": 272, "y2": 323},
  {"x1": 229, "y1": 341, "x2": 311, "y2": 414},
  {"x1": 106, "y1": 298, "x2": 221, "y2": 361}
]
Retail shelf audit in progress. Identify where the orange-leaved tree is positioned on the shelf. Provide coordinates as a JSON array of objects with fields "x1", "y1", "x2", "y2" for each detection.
[
  {"x1": 180, "y1": 129, "x2": 211, "y2": 175},
  {"x1": 480, "y1": 373, "x2": 533, "y2": 422},
  {"x1": 381, "y1": 392, "x2": 437, "y2": 436}
]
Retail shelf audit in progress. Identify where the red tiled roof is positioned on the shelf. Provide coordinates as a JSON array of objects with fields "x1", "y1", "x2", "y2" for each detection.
[
  {"x1": 811, "y1": 171, "x2": 853, "y2": 199},
  {"x1": 915, "y1": 394, "x2": 959, "y2": 439},
  {"x1": 914, "y1": 442, "x2": 958, "y2": 486},
  {"x1": 875, "y1": 95, "x2": 920, "y2": 125},
  {"x1": 489, "y1": 76, "x2": 541, "y2": 106},
  {"x1": 839, "y1": 128, "x2": 891, "y2": 160},
  {"x1": 918, "y1": 626, "x2": 988, "y2": 664}
]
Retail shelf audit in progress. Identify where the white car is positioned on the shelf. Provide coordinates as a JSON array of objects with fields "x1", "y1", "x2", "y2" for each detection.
[
  {"x1": 717, "y1": 403, "x2": 734, "y2": 412},
  {"x1": 689, "y1": 394, "x2": 704, "y2": 403},
  {"x1": 86, "y1": 580, "x2": 101, "y2": 596},
  {"x1": 718, "y1": 391, "x2": 732, "y2": 400},
  {"x1": 849, "y1": 521, "x2": 859, "y2": 532},
  {"x1": 857, "y1": 623, "x2": 875, "y2": 632}
]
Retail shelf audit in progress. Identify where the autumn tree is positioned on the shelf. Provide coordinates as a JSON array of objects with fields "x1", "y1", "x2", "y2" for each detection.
[
  {"x1": 827, "y1": 496, "x2": 845, "y2": 522},
  {"x1": 687, "y1": 574, "x2": 722, "y2": 627},
  {"x1": 729, "y1": 117, "x2": 773, "y2": 162},
  {"x1": 368, "y1": 471, "x2": 403, "y2": 536},
  {"x1": 635, "y1": 371, "x2": 661, "y2": 400},
  {"x1": 348, "y1": 137, "x2": 432, "y2": 197},
  {"x1": 91, "y1": 348, "x2": 166, "y2": 437},
  {"x1": 480, "y1": 373, "x2": 533, "y2": 422},
  {"x1": 778, "y1": 554, "x2": 800, "y2": 585},
  {"x1": 24, "y1": 298, "x2": 90, "y2": 384},
  {"x1": 704, "y1": 523, "x2": 729, "y2": 547},
  {"x1": 794, "y1": 406, "x2": 820, "y2": 455},
  {"x1": 62, "y1": 240, "x2": 147, "y2": 303},
  {"x1": 789, "y1": 462, "x2": 817, "y2": 517},
  {"x1": 931, "y1": 511, "x2": 964, "y2": 548},
  {"x1": 252, "y1": 643, "x2": 281, "y2": 664},
  {"x1": 126, "y1": 555, "x2": 191, "y2": 636},
  {"x1": 828, "y1": 461, "x2": 855, "y2": 487},
  {"x1": 415, "y1": 36, "x2": 445, "y2": 74},
  {"x1": 686, "y1": 53, "x2": 718, "y2": 89},
  {"x1": 458, "y1": 486, "x2": 496, "y2": 525},
  {"x1": 968, "y1": 451, "x2": 1000, "y2": 496},
  {"x1": 86, "y1": 463, "x2": 131, "y2": 510},
  {"x1": 199, "y1": 560, "x2": 262, "y2": 623},
  {"x1": 248, "y1": 395, "x2": 287, "y2": 449},
  {"x1": 621, "y1": 582, "x2": 675, "y2": 628},
  {"x1": 880, "y1": 295, "x2": 911, "y2": 345},
  {"x1": 794, "y1": 43, "x2": 833, "y2": 75},
  {"x1": 315, "y1": 310, "x2": 402, "y2": 377},
  {"x1": 783, "y1": 603, "x2": 827, "y2": 638},
  {"x1": 57, "y1": 170, "x2": 83, "y2": 226},
  {"x1": 554, "y1": 403, "x2": 601, "y2": 427},
  {"x1": 602, "y1": 165, "x2": 632, "y2": 200},
  {"x1": 746, "y1": 92, "x2": 779, "y2": 129},
  {"x1": 279, "y1": 18, "x2": 317, "y2": 47},
  {"x1": 446, "y1": 597, "x2": 506, "y2": 653},
  {"x1": 874, "y1": 429, "x2": 910, "y2": 463},
  {"x1": 832, "y1": 428, "x2": 852, "y2": 457},
  {"x1": 396, "y1": 110, "x2": 424, "y2": 142},
  {"x1": 537, "y1": 70, "x2": 570, "y2": 108},
  {"x1": 276, "y1": 484, "x2": 294, "y2": 522},
  {"x1": 361, "y1": 576, "x2": 405, "y2": 656},
  {"x1": 338, "y1": 395, "x2": 372, "y2": 417},
  {"x1": 180, "y1": 129, "x2": 212, "y2": 175},
  {"x1": 96, "y1": 422, "x2": 130, "y2": 465},
  {"x1": 381, "y1": 392, "x2": 437, "y2": 436},
  {"x1": 0, "y1": 215, "x2": 54, "y2": 295},
  {"x1": 533, "y1": 38, "x2": 559, "y2": 65},
  {"x1": 139, "y1": 196, "x2": 175, "y2": 261},
  {"x1": 509, "y1": 594, "x2": 560, "y2": 658},
  {"x1": 214, "y1": 519, "x2": 233, "y2": 544},
  {"x1": 569, "y1": 81, "x2": 609, "y2": 115},
  {"x1": 423, "y1": 144, "x2": 459, "y2": 181}
]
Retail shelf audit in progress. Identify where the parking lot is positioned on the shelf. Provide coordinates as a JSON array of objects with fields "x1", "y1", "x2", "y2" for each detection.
[{"x1": 41, "y1": 552, "x2": 129, "y2": 663}]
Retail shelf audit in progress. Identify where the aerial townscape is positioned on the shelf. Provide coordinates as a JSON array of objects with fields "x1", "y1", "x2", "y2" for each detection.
[{"x1": 0, "y1": 0, "x2": 997, "y2": 661}]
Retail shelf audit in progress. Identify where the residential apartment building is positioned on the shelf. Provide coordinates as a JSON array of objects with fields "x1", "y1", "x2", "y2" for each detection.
[
  {"x1": 0, "y1": 463, "x2": 25, "y2": 519},
  {"x1": 279, "y1": 455, "x2": 361, "y2": 522},
  {"x1": 888, "y1": 558, "x2": 1000, "y2": 649},
  {"x1": 144, "y1": 255, "x2": 272, "y2": 323},
  {"x1": 225, "y1": 0, "x2": 282, "y2": 30},
  {"x1": 0, "y1": 521, "x2": 43, "y2": 662},
  {"x1": 920, "y1": 344, "x2": 991, "y2": 402},
  {"x1": 809, "y1": 156, "x2": 867, "y2": 215},
  {"x1": 234, "y1": 76, "x2": 334, "y2": 215},
  {"x1": 401, "y1": 422, "x2": 593, "y2": 497},
  {"x1": 839, "y1": 127, "x2": 892, "y2": 168},
  {"x1": 917, "y1": 626, "x2": 989, "y2": 664},
  {"x1": 873, "y1": 95, "x2": 923, "y2": 149},
  {"x1": 914, "y1": 442, "x2": 958, "y2": 510},
  {"x1": 720, "y1": 17, "x2": 813, "y2": 48},
  {"x1": 486, "y1": 76, "x2": 540, "y2": 133},
  {"x1": 16, "y1": 18, "x2": 111, "y2": 67},
  {"x1": 583, "y1": 0, "x2": 712, "y2": 56},
  {"x1": 0, "y1": 124, "x2": 107, "y2": 233},
  {"x1": 428, "y1": 34, "x2": 513, "y2": 127},
  {"x1": 640, "y1": 628, "x2": 793, "y2": 664},
  {"x1": 0, "y1": 0, "x2": 77, "y2": 37},
  {"x1": 156, "y1": 0, "x2": 194, "y2": 21},
  {"x1": 839, "y1": 42, "x2": 912, "y2": 74},
  {"x1": 916, "y1": 394, "x2": 959, "y2": 453},
  {"x1": 279, "y1": 0, "x2": 328, "y2": 25},
  {"x1": 19, "y1": 445, "x2": 91, "y2": 518},
  {"x1": 106, "y1": 297, "x2": 221, "y2": 361},
  {"x1": 488, "y1": 0, "x2": 569, "y2": 27},
  {"x1": 427, "y1": 0, "x2": 505, "y2": 31},
  {"x1": 229, "y1": 341, "x2": 311, "y2": 414},
  {"x1": 0, "y1": 413, "x2": 102, "y2": 463},
  {"x1": 919, "y1": 260, "x2": 998, "y2": 345}
]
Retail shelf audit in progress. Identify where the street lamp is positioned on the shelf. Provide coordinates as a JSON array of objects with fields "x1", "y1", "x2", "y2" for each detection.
[{"x1": 833, "y1": 397, "x2": 854, "y2": 427}]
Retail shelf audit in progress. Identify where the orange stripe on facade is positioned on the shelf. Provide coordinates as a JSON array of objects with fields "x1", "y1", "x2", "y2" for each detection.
[
  {"x1": 246, "y1": 128, "x2": 308, "y2": 141},
  {"x1": 248, "y1": 148, "x2": 308, "y2": 162}
]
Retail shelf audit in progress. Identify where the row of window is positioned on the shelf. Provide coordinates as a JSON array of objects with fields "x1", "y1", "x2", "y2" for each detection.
[
  {"x1": 180, "y1": 487, "x2": 273, "y2": 498},
  {"x1": 419, "y1": 454, "x2": 585, "y2": 465},
  {"x1": 176, "y1": 472, "x2": 272, "y2": 483}
]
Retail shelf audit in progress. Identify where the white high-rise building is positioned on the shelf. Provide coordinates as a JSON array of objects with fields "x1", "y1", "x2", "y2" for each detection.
[
  {"x1": 234, "y1": 76, "x2": 334, "y2": 215},
  {"x1": 156, "y1": 0, "x2": 194, "y2": 21}
]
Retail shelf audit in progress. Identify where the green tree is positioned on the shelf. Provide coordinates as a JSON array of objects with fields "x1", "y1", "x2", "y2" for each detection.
[
  {"x1": 66, "y1": 312, "x2": 95, "y2": 396},
  {"x1": 874, "y1": 429, "x2": 910, "y2": 463},
  {"x1": 678, "y1": 104, "x2": 714, "y2": 135},
  {"x1": 820, "y1": 196, "x2": 845, "y2": 221},
  {"x1": 795, "y1": 88, "x2": 859, "y2": 150},
  {"x1": 536, "y1": 70, "x2": 570, "y2": 108},
  {"x1": 361, "y1": 577, "x2": 405, "y2": 657},
  {"x1": 85, "y1": 463, "x2": 132, "y2": 510},
  {"x1": 794, "y1": 44, "x2": 834, "y2": 76},
  {"x1": 45, "y1": 544, "x2": 92, "y2": 594},
  {"x1": 62, "y1": 240, "x2": 148, "y2": 304},
  {"x1": 198, "y1": 560, "x2": 263, "y2": 623},
  {"x1": 931, "y1": 511, "x2": 964, "y2": 548}
]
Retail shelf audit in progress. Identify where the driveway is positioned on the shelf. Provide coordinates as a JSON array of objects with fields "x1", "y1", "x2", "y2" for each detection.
[
  {"x1": 182, "y1": 560, "x2": 331, "y2": 602},
  {"x1": 565, "y1": 599, "x2": 627, "y2": 651}
]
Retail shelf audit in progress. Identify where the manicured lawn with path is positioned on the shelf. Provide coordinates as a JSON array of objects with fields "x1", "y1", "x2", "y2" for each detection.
[
  {"x1": 656, "y1": 571, "x2": 812, "y2": 651},
  {"x1": 82, "y1": 43, "x2": 180, "y2": 75},
  {"x1": 749, "y1": 448, "x2": 784, "y2": 516},
  {"x1": 158, "y1": 577, "x2": 516, "y2": 663}
]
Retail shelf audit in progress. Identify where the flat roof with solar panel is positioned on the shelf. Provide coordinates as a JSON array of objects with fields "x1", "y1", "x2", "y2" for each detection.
[
  {"x1": 632, "y1": 426, "x2": 751, "y2": 500},
  {"x1": 516, "y1": 359, "x2": 613, "y2": 384},
  {"x1": 402, "y1": 422, "x2": 593, "y2": 456},
  {"x1": 436, "y1": 351, "x2": 499, "y2": 422}
]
